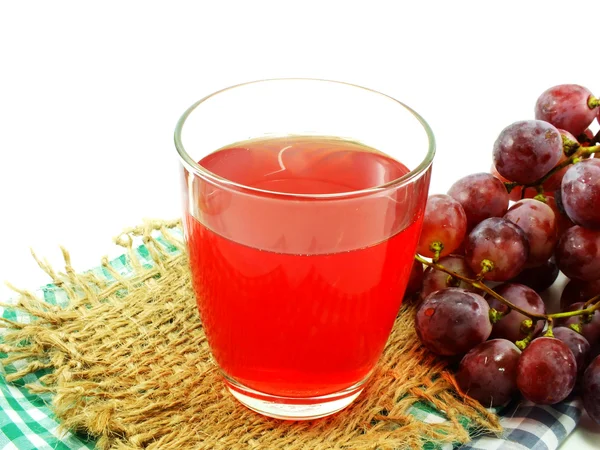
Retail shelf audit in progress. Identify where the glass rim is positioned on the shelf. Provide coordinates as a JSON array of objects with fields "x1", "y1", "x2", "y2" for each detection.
[{"x1": 174, "y1": 78, "x2": 436, "y2": 199}]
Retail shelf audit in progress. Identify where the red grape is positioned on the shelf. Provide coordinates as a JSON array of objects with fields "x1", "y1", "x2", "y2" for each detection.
[
  {"x1": 465, "y1": 218, "x2": 529, "y2": 281},
  {"x1": 557, "y1": 302, "x2": 600, "y2": 347},
  {"x1": 415, "y1": 288, "x2": 492, "y2": 356},
  {"x1": 560, "y1": 279, "x2": 600, "y2": 310},
  {"x1": 555, "y1": 226, "x2": 600, "y2": 281},
  {"x1": 493, "y1": 120, "x2": 562, "y2": 184},
  {"x1": 535, "y1": 84, "x2": 597, "y2": 136},
  {"x1": 504, "y1": 199, "x2": 557, "y2": 267},
  {"x1": 541, "y1": 130, "x2": 572, "y2": 191},
  {"x1": 455, "y1": 339, "x2": 521, "y2": 407},
  {"x1": 411, "y1": 82, "x2": 600, "y2": 411},
  {"x1": 553, "y1": 327, "x2": 591, "y2": 378},
  {"x1": 417, "y1": 194, "x2": 467, "y2": 258},
  {"x1": 546, "y1": 195, "x2": 575, "y2": 238},
  {"x1": 561, "y1": 159, "x2": 600, "y2": 229},
  {"x1": 488, "y1": 283, "x2": 546, "y2": 342},
  {"x1": 452, "y1": 240, "x2": 466, "y2": 255},
  {"x1": 517, "y1": 337, "x2": 577, "y2": 404},
  {"x1": 447, "y1": 173, "x2": 509, "y2": 230},
  {"x1": 582, "y1": 355, "x2": 600, "y2": 424},
  {"x1": 420, "y1": 255, "x2": 477, "y2": 301},
  {"x1": 552, "y1": 188, "x2": 568, "y2": 214},
  {"x1": 581, "y1": 128, "x2": 595, "y2": 147},
  {"x1": 404, "y1": 259, "x2": 424, "y2": 298},
  {"x1": 541, "y1": 152, "x2": 569, "y2": 192},
  {"x1": 510, "y1": 258, "x2": 559, "y2": 293}
]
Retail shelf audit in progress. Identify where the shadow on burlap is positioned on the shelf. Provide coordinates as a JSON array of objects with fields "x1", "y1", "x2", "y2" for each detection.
[{"x1": 0, "y1": 220, "x2": 500, "y2": 449}]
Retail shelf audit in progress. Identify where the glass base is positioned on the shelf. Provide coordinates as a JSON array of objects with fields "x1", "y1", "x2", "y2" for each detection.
[{"x1": 224, "y1": 374, "x2": 367, "y2": 420}]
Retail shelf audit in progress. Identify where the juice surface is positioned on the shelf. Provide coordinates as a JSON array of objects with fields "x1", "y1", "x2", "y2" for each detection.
[{"x1": 184, "y1": 137, "x2": 423, "y2": 397}]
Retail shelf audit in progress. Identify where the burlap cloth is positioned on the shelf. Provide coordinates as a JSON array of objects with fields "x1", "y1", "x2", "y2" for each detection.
[{"x1": 0, "y1": 220, "x2": 500, "y2": 449}]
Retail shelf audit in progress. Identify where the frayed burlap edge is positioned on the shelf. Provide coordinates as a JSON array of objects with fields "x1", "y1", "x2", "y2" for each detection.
[{"x1": 0, "y1": 219, "x2": 501, "y2": 449}]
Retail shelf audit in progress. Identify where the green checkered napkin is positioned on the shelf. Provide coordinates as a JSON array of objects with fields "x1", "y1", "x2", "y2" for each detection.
[
  {"x1": 1, "y1": 287, "x2": 90, "y2": 449},
  {"x1": 0, "y1": 237, "x2": 177, "y2": 450},
  {"x1": 0, "y1": 230, "x2": 489, "y2": 450}
]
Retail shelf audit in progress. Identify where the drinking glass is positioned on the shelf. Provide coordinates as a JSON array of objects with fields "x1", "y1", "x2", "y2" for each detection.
[{"x1": 174, "y1": 79, "x2": 435, "y2": 420}]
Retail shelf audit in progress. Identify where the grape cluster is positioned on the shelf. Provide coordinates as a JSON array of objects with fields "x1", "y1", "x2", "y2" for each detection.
[{"x1": 406, "y1": 83, "x2": 600, "y2": 418}]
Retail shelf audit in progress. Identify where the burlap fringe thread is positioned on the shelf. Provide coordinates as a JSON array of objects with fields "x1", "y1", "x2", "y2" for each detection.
[{"x1": 0, "y1": 220, "x2": 500, "y2": 449}]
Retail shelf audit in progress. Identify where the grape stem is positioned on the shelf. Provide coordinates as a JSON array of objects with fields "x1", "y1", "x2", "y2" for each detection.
[
  {"x1": 584, "y1": 293, "x2": 600, "y2": 309},
  {"x1": 543, "y1": 318, "x2": 555, "y2": 337},
  {"x1": 564, "y1": 135, "x2": 582, "y2": 156},
  {"x1": 588, "y1": 96, "x2": 600, "y2": 109},
  {"x1": 548, "y1": 299, "x2": 600, "y2": 320},
  {"x1": 414, "y1": 254, "x2": 600, "y2": 324},
  {"x1": 503, "y1": 144, "x2": 600, "y2": 193},
  {"x1": 515, "y1": 329, "x2": 537, "y2": 350},
  {"x1": 414, "y1": 254, "x2": 546, "y2": 320},
  {"x1": 429, "y1": 241, "x2": 443, "y2": 263}
]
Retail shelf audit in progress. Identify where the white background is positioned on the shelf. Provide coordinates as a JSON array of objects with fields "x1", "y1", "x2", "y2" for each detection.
[{"x1": 1, "y1": 1, "x2": 599, "y2": 448}]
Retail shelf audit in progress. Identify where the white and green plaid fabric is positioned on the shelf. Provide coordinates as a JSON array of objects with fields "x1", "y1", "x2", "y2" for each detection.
[
  {"x1": 0, "y1": 235, "x2": 582, "y2": 449},
  {"x1": 0, "y1": 238, "x2": 176, "y2": 450},
  {"x1": 0, "y1": 285, "x2": 94, "y2": 449}
]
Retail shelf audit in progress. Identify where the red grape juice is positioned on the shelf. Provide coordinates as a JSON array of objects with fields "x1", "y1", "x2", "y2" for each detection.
[{"x1": 183, "y1": 136, "x2": 427, "y2": 398}]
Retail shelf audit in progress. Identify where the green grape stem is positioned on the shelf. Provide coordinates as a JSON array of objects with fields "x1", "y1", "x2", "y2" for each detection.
[
  {"x1": 429, "y1": 241, "x2": 443, "y2": 263},
  {"x1": 547, "y1": 300, "x2": 600, "y2": 321},
  {"x1": 563, "y1": 135, "x2": 581, "y2": 156},
  {"x1": 503, "y1": 144, "x2": 600, "y2": 194},
  {"x1": 489, "y1": 308, "x2": 506, "y2": 324},
  {"x1": 588, "y1": 96, "x2": 600, "y2": 109},
  {"x1": 414, "y1": 254, "x2": 600, "y2": 325},
  {"x1": 543, "y1": 317, "x2": 555, "y2": 337},
  {"x1": 520, "y1": 318, "x2": 534, "y2": 334},
  {"x1": 569, "y1": 323, "x2": 583, "y2": 334},
  {"x1": 415, "y1": 254, "x2": 546, "y2": 320},
  {"x1": 515, "y1": 331, "x2": 536, "y2": 350},
  {"x1": 476, "y1": 259, "x2": 494, "y2": 280},
  {"x1": 584, "y1": 293, "x2": 600, "y2": 309}
]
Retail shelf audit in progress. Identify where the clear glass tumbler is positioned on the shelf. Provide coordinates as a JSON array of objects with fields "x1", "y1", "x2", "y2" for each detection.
[{"x1": 174, "y1": 79, "x2": 435, "y2": 420}]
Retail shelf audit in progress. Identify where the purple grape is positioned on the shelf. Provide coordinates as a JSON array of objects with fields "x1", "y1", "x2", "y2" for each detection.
[
  {"x1": 546, "y1": 195, "x2": 575, "y2": 238},
  {"x1": 535, "y1": 84, "x2": 598, "y2": 136},
  {"x1": 447, "y1": 173, "x2": 509, "y2": 230},
  {"x1": 509, "y1": 258, "x2": 559, "y2": 293},
  {"x1": 553, "y1": 327, "x2": 591, "y2": 378},
  {"x1": 417, "y1": 194, "x2": 467, "y2": 258},
  {"x1": 582, "y1": 355, "x2": 600, "y2": 424},
  {"x1": 456, "y1": 339, "x2": 521, "y2": 407},
  {"x1": 553, "y1": 188, "x2": 567, "y2": 214},
  {"x1": 590, "y1": 344, "x2": 600, "y2": 361},
  {"x1": 555, "y1": 226, "x2": 600, "y2": 281},
  {"x1": 580, "y1": 128, "x2": 596, "y2": 148},
  {"x1": 560, "y1": 279, "x2": 600, "y2": 310},
  {"x1": 493, "y1": 120, "x2": 562, "y2": 184},
  {"x1": 420, "y1": 255, "x2": 477, "y2": 301},
  {"x1": 464, "y1": 218, "x2": 529, "y2": 281},
  {"x1": 488, "y1": 283, "x2": 546, "y2": 342},
  {"x1": 557, "y1": 302, "x2": 600, "y2": 347},
  {"x1": 561, "y1": 159, "x2": 600, "y2": 229},
  {"x1": 404, "y1": 259, "x2": 424, "y2": 298},
  {"x1": 415, "y1": 288, "x2": 492, "y2": 356},
  {"x1": 517, "y1": 337, "x2": 577, "y2": 404},
  {"x1": 542, "y1": 152, "x2": 570, "y2": 192},
  {"x1": 540, "y1": 130, "x2": 575, "y2": 191},
  {"x1": 504, "y1": 199, "x2": 558, "y2": 267}
]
